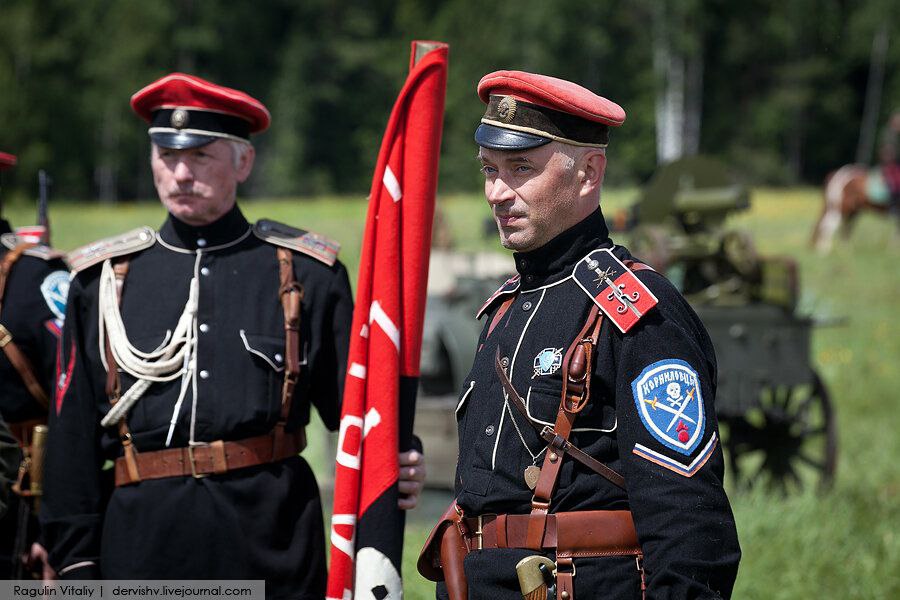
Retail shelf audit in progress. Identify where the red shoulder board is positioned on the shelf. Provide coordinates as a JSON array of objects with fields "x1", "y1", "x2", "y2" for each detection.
[
  {"x1": 572, "y1": 249, "x2": 658, "y2": 333},
  {"x1": 475, "y1": 275, "x2": 521, "y2": 319}
]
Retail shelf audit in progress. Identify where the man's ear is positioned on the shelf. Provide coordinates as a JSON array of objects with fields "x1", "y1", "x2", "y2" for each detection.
[
  {"x1": 580, "y1": 150, "x2": 606, "y2": 198},
  {"x1": 236, "y1": 145, "x2": 256, "y2": 183}
]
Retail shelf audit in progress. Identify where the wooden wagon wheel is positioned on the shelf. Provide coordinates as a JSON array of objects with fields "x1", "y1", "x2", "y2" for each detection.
[{"x1": 721, "y1": 370, "x2": 837, "y2": 493}]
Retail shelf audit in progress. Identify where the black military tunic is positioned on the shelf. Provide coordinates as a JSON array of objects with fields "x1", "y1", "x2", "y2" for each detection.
[
  {"x1": 0, "y1": 218, "x2": 68, "y2": 577},
  {"x1": 41, "y1": 206, "x2": 353, "y2": 599},
  {"x1": 0, "y1": 219, "x2": 68, "y2": 423},
  {"x1": 448, "y1": 209, "x2": 740, "y2": 599}
]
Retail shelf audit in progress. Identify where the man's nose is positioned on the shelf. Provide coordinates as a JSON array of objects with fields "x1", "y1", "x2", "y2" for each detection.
[
  {"x1": 486, "y1": 177, "x2": 516, "y2": 205},
  {"x1": 173, "y1": 159, "x2": 194, "y2": 182}
]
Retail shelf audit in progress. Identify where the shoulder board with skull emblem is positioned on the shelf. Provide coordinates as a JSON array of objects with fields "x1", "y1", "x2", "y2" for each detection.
[
  {"x1": 1, "y1": 233, "x2": 67, "y2": 262},
  {"x1": 572, "y1": 248, "x2": 659, "y2": 333},
  {"x1": 475, "y1": 274, "x2": 521, "y2": 320},
  {"x1": 253, "y1": 219, "x2": 340, "y2": 267},
  {"x1": 67, "y1": 227, "x2": 157, "y2": 273}
]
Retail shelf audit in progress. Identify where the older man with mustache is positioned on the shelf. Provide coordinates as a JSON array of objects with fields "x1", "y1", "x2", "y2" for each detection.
[{"x1": 41, "y1": 73, "x2": 424, "y2": 598}]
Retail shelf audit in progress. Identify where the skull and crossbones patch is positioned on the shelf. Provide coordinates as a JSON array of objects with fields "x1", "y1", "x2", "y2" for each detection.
[{"x1": 631, "y1": 359, "x2": 705, "y2": 455}]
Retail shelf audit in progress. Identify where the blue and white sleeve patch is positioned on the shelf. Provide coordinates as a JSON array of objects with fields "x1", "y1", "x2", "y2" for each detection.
[
  {"x1": 631, "y1": 358, "x2": 706, "y2": 455},
  {"x1": 40, "y1": 270, "x2": 69, "y2": 322}
]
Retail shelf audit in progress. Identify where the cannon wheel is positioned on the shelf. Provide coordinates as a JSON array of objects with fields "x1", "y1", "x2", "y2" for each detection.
[{"x1": 721, "y1": 371, "x2": 837, "y2": 493}]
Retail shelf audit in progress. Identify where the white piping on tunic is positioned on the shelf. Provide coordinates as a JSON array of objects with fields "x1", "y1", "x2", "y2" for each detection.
[
  {"x1": 519, "y1": 274, "x2": 574, "y2": 293},
  {"x1": 156, "y1": 227, "x2": 252, "y2": 254},
  {"x1": 492, "y1": 288, "x2": 546, "y2": 469},
  {"x1": 186, "y1": 252, "x2": 202, "y2": 448},
  {"x1": 240, "y1": 329, "x2": 286, "y2": 372},
  {"x1": 456, "y1": 381, "x2": 475, "y2": 414}
]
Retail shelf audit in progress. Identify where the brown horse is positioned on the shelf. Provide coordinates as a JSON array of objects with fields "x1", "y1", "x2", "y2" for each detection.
[{"x1": 811, "y1": 164, "x2": 893, "y2": 252}]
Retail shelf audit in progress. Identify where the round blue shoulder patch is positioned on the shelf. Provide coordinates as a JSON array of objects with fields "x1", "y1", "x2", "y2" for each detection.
[
  {"x1": 40, "y1": 270, "x2": 69, "y2": 322},
  {"x1": 631, "y1": 359, "x2": 705, "y2": 455}
]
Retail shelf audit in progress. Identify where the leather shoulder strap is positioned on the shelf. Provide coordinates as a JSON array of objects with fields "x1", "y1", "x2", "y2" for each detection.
[
  {"x1": 486, "y1": 293, "x2": 516, "y2": 340},
  {"x1": 624, "y1": 258, "x2": 655, "y2": 272},
  {"x1": 525, "y1": 306, "x2": 618, "y2": 548},
  {"x1": 101, "y1": 257, "x2": 142, "y2": 483},
  {"x1": 0, "y1": 331, "x2": 49, "y2": 409},
  {"x1": 276, "y1": 247, "x2": 304, "y2": 422}
]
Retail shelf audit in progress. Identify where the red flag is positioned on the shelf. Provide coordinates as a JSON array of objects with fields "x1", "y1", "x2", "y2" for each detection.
[{"x1": 326, "y1": 41, "x2": 448, "y2": 600}]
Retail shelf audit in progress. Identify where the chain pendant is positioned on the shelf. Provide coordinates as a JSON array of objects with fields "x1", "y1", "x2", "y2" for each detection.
[{"x1": 524, "y1": 465, "x2": 541, "y2": 490}]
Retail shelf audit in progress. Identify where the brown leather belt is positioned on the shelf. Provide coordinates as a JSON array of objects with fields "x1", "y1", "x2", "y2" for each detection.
[
  {"x1": 463, "y1": 510, "x2": 641, "y2": 558},
  {"x1": 114, "y1": 427, "x2": 306, "y2": 486}
]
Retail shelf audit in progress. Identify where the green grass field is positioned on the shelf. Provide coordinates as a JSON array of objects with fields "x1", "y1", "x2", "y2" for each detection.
[{"x1": 6, "y1": 188, "x2": 899, "y2": 598}]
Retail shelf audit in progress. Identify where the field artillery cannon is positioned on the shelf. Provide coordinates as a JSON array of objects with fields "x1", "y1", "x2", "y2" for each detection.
[{"x1": 623, "y1": 156, "x2": 837, "y2": 492}]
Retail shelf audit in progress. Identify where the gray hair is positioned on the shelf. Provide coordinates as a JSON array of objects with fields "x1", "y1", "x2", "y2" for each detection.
[
  {"x1": 228, "y1": 140, "x2": 252, "y2": 169},
  {"x1": 555, "y1": 142, "x2": 605, "y2": 170}
]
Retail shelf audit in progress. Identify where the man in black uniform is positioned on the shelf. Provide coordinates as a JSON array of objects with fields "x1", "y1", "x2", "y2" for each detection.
[
  {"x1": 41, "y1": 73, "x2": 424, "y2": 597},
  {"x1": 1, "y1": 151, "x2": 68, "y2": 579},
  {"x1": 428, "y1": 71, "x2": 740, "y2": 599}
]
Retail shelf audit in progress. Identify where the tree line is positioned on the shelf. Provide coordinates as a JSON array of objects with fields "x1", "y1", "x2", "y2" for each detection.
[{"x1": 0, "y1": 0, "x2": 897, "y2": 201}]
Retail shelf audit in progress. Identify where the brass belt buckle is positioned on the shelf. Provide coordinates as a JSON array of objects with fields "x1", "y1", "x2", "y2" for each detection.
[
  {"x1": 188, "y1": 442, "x2": 210, "y2": 478},
  {"x1": 0, "y1": 324, "x2": 12, "y2": 347}
]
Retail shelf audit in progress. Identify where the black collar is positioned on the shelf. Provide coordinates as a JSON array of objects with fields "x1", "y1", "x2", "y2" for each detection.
[
  {"x1": 158, "y1": 204, "x2": 250, "y2": 251},
  {"x1": 0, "y1": 219, "x2": 11, "y2": 236},
  {"x1": 513, "y1": 208, "x2": 612, "y2": 289}
]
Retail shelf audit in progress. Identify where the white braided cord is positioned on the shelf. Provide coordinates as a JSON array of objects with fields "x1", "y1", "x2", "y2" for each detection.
[{"x1": 98, "y1": 257, "x2": 200, "y2": 432}]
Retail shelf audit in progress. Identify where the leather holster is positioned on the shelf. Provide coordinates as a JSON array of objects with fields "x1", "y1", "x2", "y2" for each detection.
[{"x1": 418, "y1": 501, "x2": 470, "y2": 600}]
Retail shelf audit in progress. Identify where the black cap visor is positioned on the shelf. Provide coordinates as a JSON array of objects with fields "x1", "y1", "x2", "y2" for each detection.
[
  {"x1": 475, "y1": 123, "x2": 551, "y2": 150},
  {"x1": 150, "y1": 131, "x2": 219, "y2": 150}
]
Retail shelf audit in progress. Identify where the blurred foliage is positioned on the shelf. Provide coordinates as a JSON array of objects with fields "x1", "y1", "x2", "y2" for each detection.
[{"x1": 0, "y1": 0, "x2": 898, "y2": 201}]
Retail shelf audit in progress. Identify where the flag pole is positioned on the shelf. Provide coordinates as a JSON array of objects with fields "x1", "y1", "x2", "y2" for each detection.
[{"x1": 326, "y1": 41, "x2": 448, "y2": 600}]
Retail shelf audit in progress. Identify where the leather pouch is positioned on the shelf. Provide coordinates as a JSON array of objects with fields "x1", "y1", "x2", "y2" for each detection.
[{"x1": 417, "y1": 502, "x2": 470, "y2": 600}]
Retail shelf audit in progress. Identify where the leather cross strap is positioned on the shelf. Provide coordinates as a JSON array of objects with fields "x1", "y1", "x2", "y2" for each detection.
[
  {"x1": 114, "y1": 426, "x2": 306, "y2": 486},
  {"x1": 1, "y1": 326, "x2": 50, "y2": 408},
  {"x1": 105, "y1": 247, "x2": 306, "y2": 485},
  {"x1": 528, "y1": 257, "x2": 654, "y2": 514},
  {"x1": 494, "y1": 350, "x2": 625, "y2": 490},
  {"x1": 277, "y1": 247, "x2": 303, "y2": 420},
  {"x1": 487, "y1": 293, "x2": 516, "y2": 339},
  {"x1": 461, "y1": 510, "x2": 641, "y2": 558},
  {"x1": 0, "y1": 243, "x2": 50, "y2": 408},
  {"x1": 526, "y1": 305, "x2": 606, "y2": 550}
]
